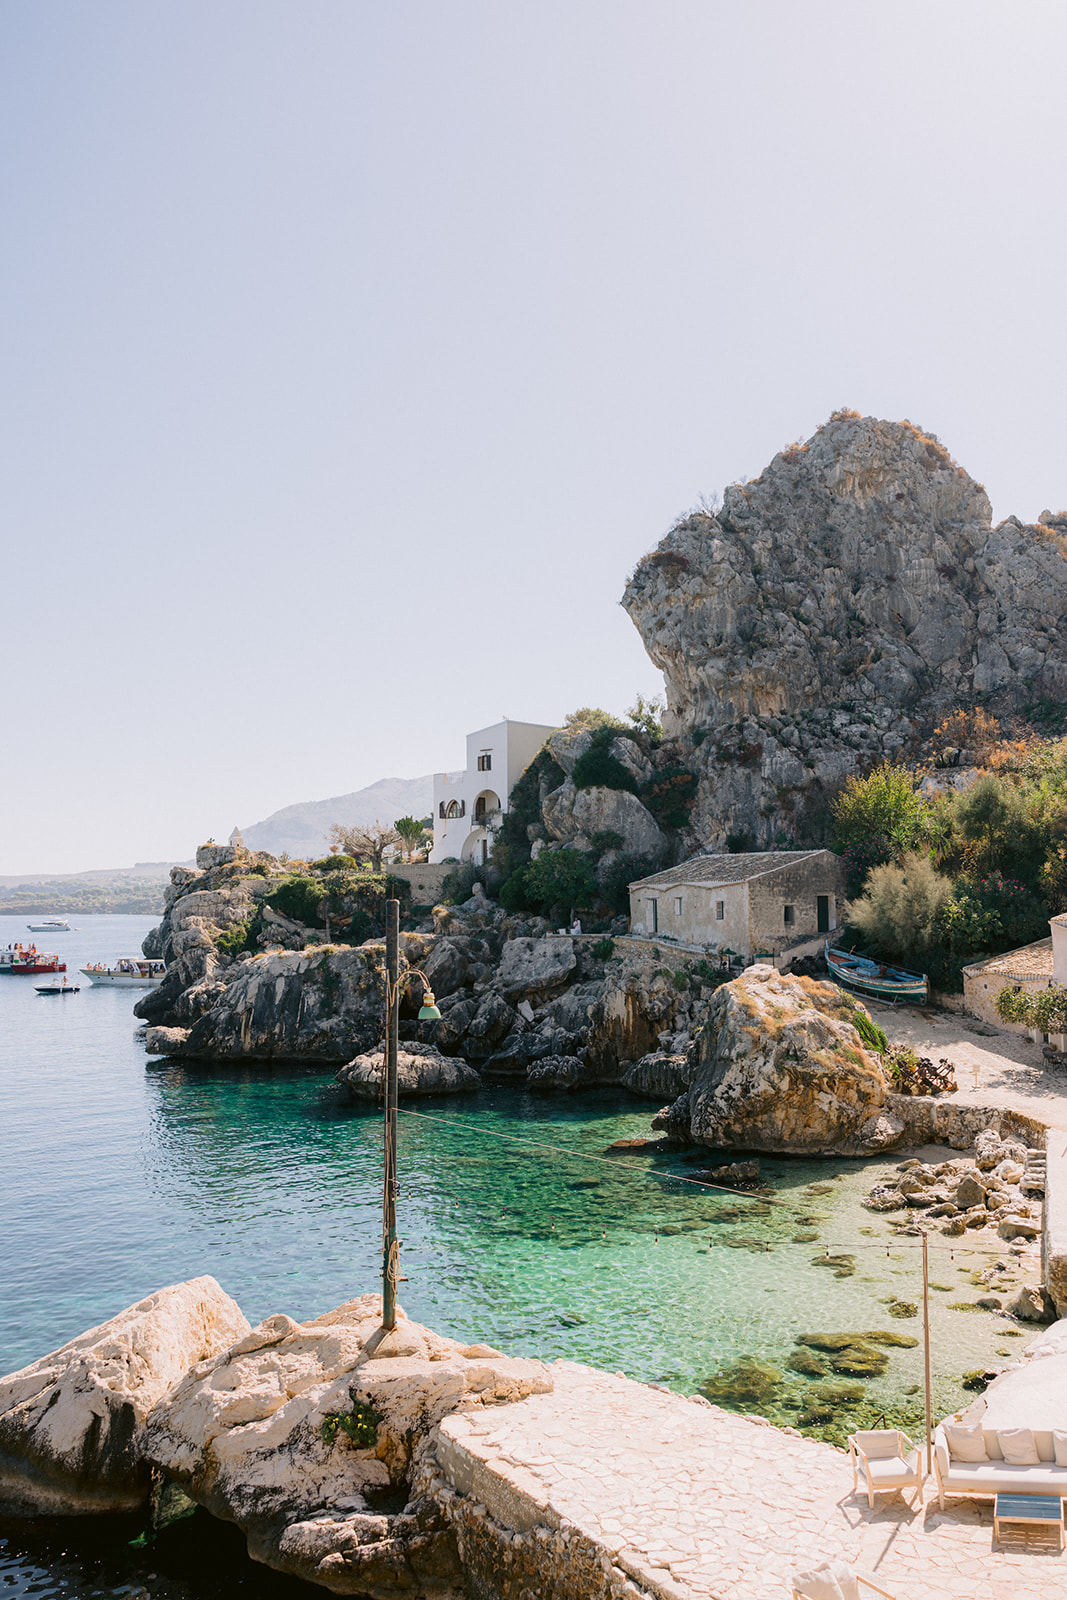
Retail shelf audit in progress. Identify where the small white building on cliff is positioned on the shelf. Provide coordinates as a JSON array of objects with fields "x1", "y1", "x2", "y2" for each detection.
[
  {"x1": 430, "y1": 719, "x2": 558, "y2": 866},
  {"x1": 628, "y1": 849, "x2": 844, "y2": 961}
]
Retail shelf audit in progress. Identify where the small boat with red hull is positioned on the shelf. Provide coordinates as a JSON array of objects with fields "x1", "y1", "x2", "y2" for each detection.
[{"x1": 1, "y1": 943, "x2": 67, "y2": 975}]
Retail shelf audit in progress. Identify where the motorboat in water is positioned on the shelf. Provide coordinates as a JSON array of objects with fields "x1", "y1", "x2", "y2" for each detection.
[
  {"x1": 27, "y1": 919, "x2": 74, "y2": 933},
  {"x1": 79, "y1": 957, "x2": 165, "y2": 988},
  {"x1": 1, "y1": 944, "x2": 67, "y2": 975},
  {"x1": 825, "y1": 943, "x2": 927, "y2": 1004},
  {"x1": 36, "y1": 979, "x2": 80, "y2": 995}
]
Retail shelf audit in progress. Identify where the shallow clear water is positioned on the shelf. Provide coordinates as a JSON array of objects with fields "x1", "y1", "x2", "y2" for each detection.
[{"x1": 0, "y1": 915, "x2": 1025, "y2": 1597}]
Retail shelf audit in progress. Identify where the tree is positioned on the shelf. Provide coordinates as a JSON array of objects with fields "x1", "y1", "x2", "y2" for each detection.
[
  {"x1": 521, "y1": 848, "x2": 598, "y2": 922},
  {"x1": 627, "y1": 692, "x2": 665, "y2": 741},
  {"x1": 327, "y1": 820, "x2": 401, "y2": 871},
  {"x1": 831, "y1": 763, "x2": 923, "y2": 854},
  {"x1": 564, "y1": 706, "x2": 627, "y2": 731},
  {"x1": 394, "y1": 815, "x2": 430, "y2": 862}
]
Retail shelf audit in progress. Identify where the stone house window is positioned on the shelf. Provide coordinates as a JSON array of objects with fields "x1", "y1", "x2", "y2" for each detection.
[
  {"x1": 674, "y1": 897, "x2": 682, "y2": 915},
  {"x1": 716, "y1": 900, "x2": 725, "y2": 920},
  {"x1": 649, "y1": 898, "x2": 658, "y2": 933},
  {"x1": 784, "y1": 904, "x2": 795, "y2": 927}
]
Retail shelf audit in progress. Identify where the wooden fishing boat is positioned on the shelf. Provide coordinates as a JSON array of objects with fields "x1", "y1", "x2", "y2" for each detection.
[{"x1": 825, "y1": 943, "x2": 927, "y2": 1004}]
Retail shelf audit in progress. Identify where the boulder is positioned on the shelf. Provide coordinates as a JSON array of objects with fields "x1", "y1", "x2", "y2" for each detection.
[
  {"x1": 143, "y1": 1025, "x2": 191, "y2": 1055},
  {"x1": 545, "y1": 725, "x2": 594, "y2": 775},
  {"x1": 419, "y1": 938, "x2": 472, "y2": 1002},
  {"x1": 0, "y1": 1277, "x2": 250, "y2": 1516},
  {"x1": 143, "y1": 1298, "x2": 551, "y2": 1592},
  {"x1": 495, "y1": 936, "x2": 577, "y2": 1001},
  {"x1": 620, "y1": 1051, "x2": 691, "y2": 1101},
  {"x1": 463, "y1": 992, "x2": 517, "y2": 1056},
  {"x1": 541, "y1": 781, "x2": 666, "y2": 858},
  {"x1": 1007, "y1": 1285, "x2": 1056, "y2": 1323},
  {"x1": 955, "y1": 1174, "x2": 987, "y2": 1209},
  {"x1": 997, "y1": 1215, "x2": 1040, "y2": 1241},
  {"x1": 337, "y1": 1044, "x2": 482, "y2": 1100},
  {"x1": 526, "y1": 1056, "x2": 596, "y2": 1092},
  {"x1": 679, "y1": 966, "x2": 888, "y2": 1154}
]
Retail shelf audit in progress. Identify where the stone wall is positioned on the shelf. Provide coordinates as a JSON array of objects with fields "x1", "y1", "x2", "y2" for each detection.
[{"x1": 1045, "y1": 1129, "x2": 1067, "y2": 1317}]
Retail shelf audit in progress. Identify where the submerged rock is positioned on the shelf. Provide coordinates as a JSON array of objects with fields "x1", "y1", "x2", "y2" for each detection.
[
  {"x1": 0, "y1": 1278, "x2": 249, "y2": 1517},
  {"x1": 699, "y1": 1356, "x2": 784, "y2": 1408}
]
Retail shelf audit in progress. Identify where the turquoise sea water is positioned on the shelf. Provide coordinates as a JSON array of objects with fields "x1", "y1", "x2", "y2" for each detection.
[{"x1": 0, "y1": 915, "x2": 1024, "y2": 1598}]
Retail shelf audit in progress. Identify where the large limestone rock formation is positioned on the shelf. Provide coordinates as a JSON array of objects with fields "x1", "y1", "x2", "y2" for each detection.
[
  {"x1": 662, "y1": 966, "x2": 890, "y2": 1155},
  {"x1": 625, "y1": 414, "x2": 1067, "y2": 735},
  {"x1": 0, "y1": 1277, "x2": 249, "y2": 1516},
  {"x1": 143, "y1": 1297, "x2": 551, "y2": 1595},
  {"x1": 623, "y1": 413, "x2": 1067, "y2": 847}
]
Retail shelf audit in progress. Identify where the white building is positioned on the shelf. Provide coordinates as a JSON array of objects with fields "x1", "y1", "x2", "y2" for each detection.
[
  {"x1": 1053, "y1": 912, "x2": 1067, "y2": 987},
  {"x1": 430, "y1": 719, "x2": 558, "y2": 866}
]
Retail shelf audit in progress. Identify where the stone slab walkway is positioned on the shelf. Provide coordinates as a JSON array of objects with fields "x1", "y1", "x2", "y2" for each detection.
[
  {"x1": 868, "y1": 1001, "x2": 1067, "y2": 1133},
  {"x1": 436, "y1": 1360, "x2": 1065, "y2": 1600}
]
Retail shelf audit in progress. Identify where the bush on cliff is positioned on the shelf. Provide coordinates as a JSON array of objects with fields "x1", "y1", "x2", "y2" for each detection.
[
  {"x1": 265, "y1": 876, "x2": 325, "y2": 925},
  {"x1": 571, "y1": 727, "x2": 638, "y2": 794},
  {"x1": 639, "y1": 764, "x2": 698, "y2": 828},
  {"x1": 501, "y1": 848, "x2": 598, "y2": 922},
  {"x1": 832, "y1": 763, "x2": 923, "y2": 854}
]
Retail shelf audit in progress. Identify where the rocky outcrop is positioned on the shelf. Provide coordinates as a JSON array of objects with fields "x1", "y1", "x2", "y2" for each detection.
[
  {"x1": 665, "y1": 966, "x2": 889, "y2": 1155},
  {"x1": 337, "y1": 1043, "x2": 482, "y2": 1099},
  {"x1": 166, "y1": 944, "x2": 394, "y2": 1062},
  {"x1": 620, "y1": 1050, "x2": 691, "y2": 1101},
  {"x1": 541, "y1": 781, "x2": 666, "y2": 859},
  {"x1": 0, "y1": 1277, "x2": 249, "y2": 1516},
  {"x1": 495, "y1": 935, "x2": 577, "y2": 1001},
  {"x1": 143, "y1": 1297, "x2": 552, "y2": 1595},
  {"x1": 622, "y1": 414, "x2": 1067, "y2": 848}
]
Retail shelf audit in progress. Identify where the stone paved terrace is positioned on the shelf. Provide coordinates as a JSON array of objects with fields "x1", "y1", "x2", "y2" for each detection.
[
  {"x1": 868, "y1": 999, "x2": 1067, "y2": 1133},
  {"x1": 435, "y1": 1360, "x2": 1065, "y2": 1600}
]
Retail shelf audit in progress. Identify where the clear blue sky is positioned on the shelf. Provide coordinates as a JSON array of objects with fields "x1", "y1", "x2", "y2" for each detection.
[{"x1": 2, "y1": 1, "x2": 1065, "y2": 873}]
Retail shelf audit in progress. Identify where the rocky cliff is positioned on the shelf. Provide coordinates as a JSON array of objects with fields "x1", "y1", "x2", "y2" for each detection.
[{"x1": 622, "y1": 412, "x2": 1067, "y2": 849}]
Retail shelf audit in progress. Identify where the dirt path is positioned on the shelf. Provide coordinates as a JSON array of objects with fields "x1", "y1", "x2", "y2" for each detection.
[{"x1": 865, "y1": 1000, "x2": 1067, "y2": 1132}]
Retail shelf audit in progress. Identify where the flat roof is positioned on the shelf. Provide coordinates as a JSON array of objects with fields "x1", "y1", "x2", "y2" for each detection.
[{"x1": 630, "y1": 850, "x2": 829, "y2": 891}]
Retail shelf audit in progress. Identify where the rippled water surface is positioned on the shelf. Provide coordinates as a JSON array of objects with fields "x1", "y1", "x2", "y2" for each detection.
[{"x1": 0, "y1": 915, "x2": 1024, "y2": 1597}]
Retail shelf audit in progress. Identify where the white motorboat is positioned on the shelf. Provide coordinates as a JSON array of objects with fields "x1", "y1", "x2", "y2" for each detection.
[
  {"x1": 79, "y1": 957, "x2": 165, "y2": 988},
  {"x1": 27, "y1": 919, "x2": 74, "y2": 933}
]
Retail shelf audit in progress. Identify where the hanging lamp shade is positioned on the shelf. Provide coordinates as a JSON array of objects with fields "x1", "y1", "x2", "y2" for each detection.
[{"x1": 418, "y1": 988, "x2": 442, "y2": 1021}]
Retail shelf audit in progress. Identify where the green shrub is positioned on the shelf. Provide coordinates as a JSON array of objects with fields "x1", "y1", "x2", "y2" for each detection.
[
  {"x1": 216, "y1": 919, "x2": 253, "y2": 956},
  {"x1": 597, "y1": 851, "x2": 662, "y2": 915},
  {"x1": 492, "y1": 747, "x2": 566, "y2": 866},
  {"x1": 832, "y1": 763, "x2": 923, "y2": 853},
  {"x1": 499, "y1": 868, "x2": 533, "y2": 913},
  {"x1": 725, "y1": 829, "x2": 756, "y2": 853},
  {"x1": 572, "y1": 727, "x2": 639, "y2": 793},
  {"x1": 564, "y1": 706, "x2": 627, "y2": 731},
  {"x1": 847, "y1": 854, "x2": 953, "y2": 962},
  {"x1": 321, "y1": 1396, "x2": 381, "y2": 1448},
  {"x1": 265, "y1": 876, "x2": 326, "y2": 925},
  {"x1": 518, "y1": 849, "x2": 598, "y2": 921},
  {"x1": 592, "y1": 937, "x2": 615, "y2": 960},
  {"x1": 588, "y1": 829, "x2": 625, "y2": 854},
  {"x1": 440, "y1": 861, "x2": 491, "y2": 905},
  {"x1": 995, "y1": 983, "x2": 1067, "y2": 1033}
]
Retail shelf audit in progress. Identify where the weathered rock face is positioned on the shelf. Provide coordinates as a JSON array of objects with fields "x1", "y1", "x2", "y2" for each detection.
[
  {"x1": 337, "y1": 1043, "x2": 482, "y2": 1099},
  {"x1": 673, "y1": 966, "x2": 888, "y2": 1155},
  {"x1": 624, "y1": 414, "x2": 1067, "y2": 736},
  {"x1": 620, "y1": 1050, "x2": 692, "y2": 1101},
  {"x1": 0, "y1": 1277, "x2": 249, "y2": 1516},
  {"x1": 495, "y1": 936, "x2": 577, "y2": 1001},
  {"x1": 622, "y1": 415, "x2": 1067, "y2": 848},
  {"x1": 143, "y1": 1298, "x2": 552, "y2": 1595},
  {"x1": 541, "y1": 781, "x2": 666, "y2": 859}
]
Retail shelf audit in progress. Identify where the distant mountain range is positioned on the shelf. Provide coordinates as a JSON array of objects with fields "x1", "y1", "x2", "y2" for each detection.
[{"x1": 242, "y1": 775, "x2": 433, "y2": 859}]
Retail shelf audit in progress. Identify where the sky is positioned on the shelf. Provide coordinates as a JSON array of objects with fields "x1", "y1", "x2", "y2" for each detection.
[{"x1": 2, "y1": 1, "x2": 1066, "y2": 874}]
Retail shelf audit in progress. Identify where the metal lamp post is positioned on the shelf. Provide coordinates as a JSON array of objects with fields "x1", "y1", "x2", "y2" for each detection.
[{"x1": 381, "y1": 898, "x2": 440, "y2": 1331}]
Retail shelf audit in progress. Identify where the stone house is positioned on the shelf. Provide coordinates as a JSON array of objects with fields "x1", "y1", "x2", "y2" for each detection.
[
  {"x1": 627, "y1": 850, "x2": 844, "y2": 961},
  {"x1": 430, "y1": 718, "x2": 558, "y2": 867},
  {"x1": 963, "y1": 911, "x2": 1067, "y2": 1033}
]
